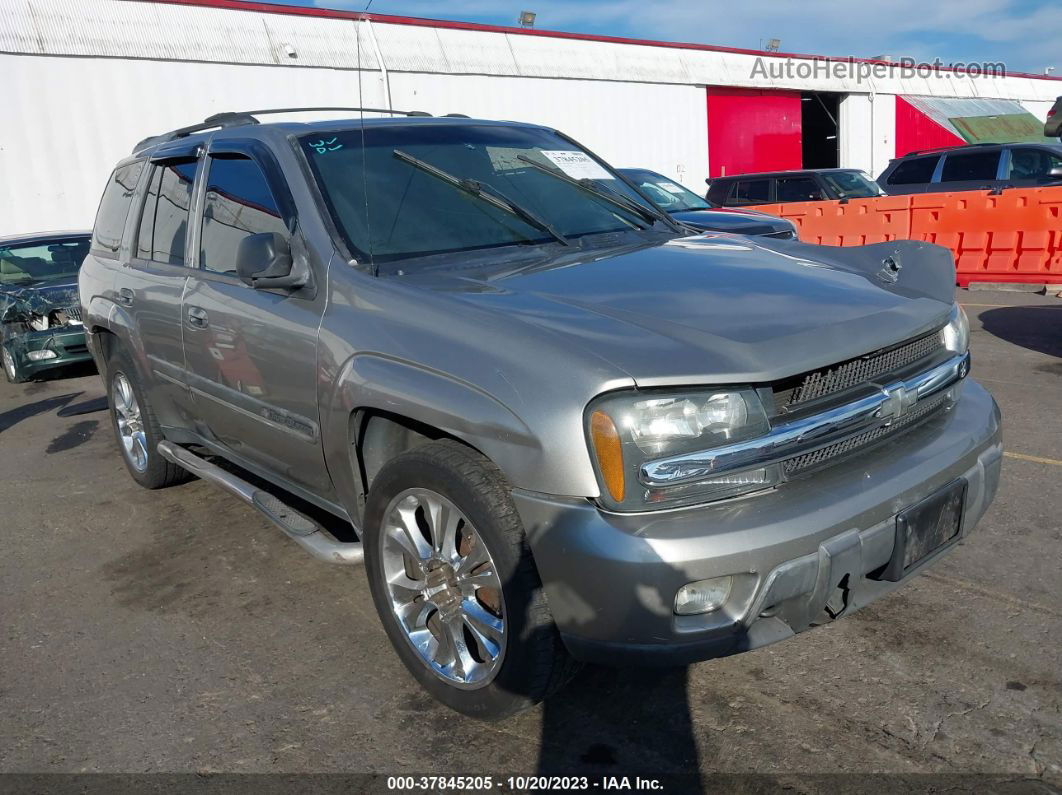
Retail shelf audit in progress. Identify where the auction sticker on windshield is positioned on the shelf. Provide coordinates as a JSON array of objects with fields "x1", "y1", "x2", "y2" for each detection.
[
  {"x1": 540, "y1": 150, "x2": 612, "y2": 180},
  {"x1": 658, "y1": 182, "x2": 686, "y2": 194}
]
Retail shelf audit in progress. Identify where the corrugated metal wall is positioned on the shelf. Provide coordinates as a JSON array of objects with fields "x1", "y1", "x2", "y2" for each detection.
[{"x1": 2, "y1": 0, "x2": 1059, "y2": 234}]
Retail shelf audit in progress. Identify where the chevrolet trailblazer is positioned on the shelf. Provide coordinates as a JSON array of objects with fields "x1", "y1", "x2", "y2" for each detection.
[{"x1": 80, "y1": 109, "x2": 1002, "y2": 720}]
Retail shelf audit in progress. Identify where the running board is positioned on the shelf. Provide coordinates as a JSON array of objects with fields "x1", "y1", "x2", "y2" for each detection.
[{"x1": 157, "y1": 441, "x2": 364, "y2": 566}]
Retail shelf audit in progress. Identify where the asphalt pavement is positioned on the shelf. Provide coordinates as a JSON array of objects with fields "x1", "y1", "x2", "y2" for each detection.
[{"x1": 0, "y1": 288, "x2": 1059, "y2": 791}]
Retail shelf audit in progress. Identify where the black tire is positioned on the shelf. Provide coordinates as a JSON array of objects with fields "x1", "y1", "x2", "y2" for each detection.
[
  {"x1": 363, "y1": 439, "x2": 579, "y2": 720},
  {"x1": 2, "y1": 343, "x2": 27, "y2": 384},
  {"x1": 105, "y1": 346, "x2": 190, "y2": 489}
]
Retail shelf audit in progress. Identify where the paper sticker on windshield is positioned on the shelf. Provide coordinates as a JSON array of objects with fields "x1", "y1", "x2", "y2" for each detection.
[
  {"x1": 657, "y1": 181, "x2": 685, "y2": 194},
  {"x1": 540, "y1": 151, "x2": 612, "y2": 180},
  {"x1": 486, "y1": 147, "x2": 526, "y2": 172}
]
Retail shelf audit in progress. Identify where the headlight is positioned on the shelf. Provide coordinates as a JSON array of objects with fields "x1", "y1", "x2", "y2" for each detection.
[
  {"x1": 941, "y1": 304, "x2": 969, "y2": 354},
  {"x1": 27, "y1": 350, "x2": 58, "y2": 361},
  {"x1": 587, "y1": 388, "x2": 778, "y2": 511}
]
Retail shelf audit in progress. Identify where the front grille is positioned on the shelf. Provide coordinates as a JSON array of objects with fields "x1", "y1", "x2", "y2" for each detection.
[
  {"x1": 63, "y1": 305, "x2": 83, "y2": 322},
  {"x1": 774, "y1": 329, "x2": 944, "y2": 412},
  {"x1": 782, "y1": 390, "x2": 950, "y2": 477}
]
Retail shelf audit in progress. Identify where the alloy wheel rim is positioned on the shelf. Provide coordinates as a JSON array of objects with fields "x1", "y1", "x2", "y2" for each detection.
[
  {"x1": 2, "y1": 348, "x2": 15, "y2": 380},
  {"x1": 380, "y1": 488, "x2": 506, "y2": 689},
  {"x1": 112, "y1": 372, "x2": 149, "y2": 472}
]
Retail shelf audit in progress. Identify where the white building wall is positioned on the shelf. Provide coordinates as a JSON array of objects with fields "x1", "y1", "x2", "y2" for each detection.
[{"x1": 2, "y1": 0, "x2": 1060, "y2": 234}]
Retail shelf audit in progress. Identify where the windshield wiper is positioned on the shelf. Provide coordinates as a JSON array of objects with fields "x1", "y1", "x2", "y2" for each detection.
[
  {"x1": 392, "y1": 150, "x2": 571, "y2": 247},
  {"x1": 515, "y1": 155, "x2": 685, "y2": 233}
]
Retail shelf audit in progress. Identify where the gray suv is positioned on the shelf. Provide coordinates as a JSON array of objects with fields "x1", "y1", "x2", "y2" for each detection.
[
  {"x1": 878, "y1": 142, "x2": 1062, "y2": 195},
  {"x1": 80, "y1": 109, "x2": 1002, "y2": 720}
]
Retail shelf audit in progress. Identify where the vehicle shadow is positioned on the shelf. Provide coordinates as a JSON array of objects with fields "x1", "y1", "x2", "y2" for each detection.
[
  {"x1": 0, "y1": 391, "x2": 81, "y2": 434},
  {"x1": 500, "y1": 521, "x2": 704, "y2": 785},
  {"x1": 977, "y1": 305, "x2": 1062, "y2": 359}
]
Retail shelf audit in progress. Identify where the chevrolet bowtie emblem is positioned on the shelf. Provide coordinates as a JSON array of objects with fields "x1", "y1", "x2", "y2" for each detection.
[{"x1": 877, "y1": 383, "x2": 918, "y2": 421}]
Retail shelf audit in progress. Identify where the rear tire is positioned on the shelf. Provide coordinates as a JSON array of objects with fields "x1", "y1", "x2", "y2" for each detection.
[
  {"x1": 105, "y1": 347, "x2": 190, "y2": 489},
  {"x1": 363, "y1": 439, "x2": 578, "y2": 720}
]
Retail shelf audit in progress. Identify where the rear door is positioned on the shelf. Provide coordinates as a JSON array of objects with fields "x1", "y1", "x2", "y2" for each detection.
[
  {"x1": 122, "y1": 146, "x2": 201, "y2": 422},
  {"x1": 936, "y1": 149, "x2": 1004, "y2": 192},
  {"x1": 180, "y1": 139, "x2": 333, "y2": 497}
]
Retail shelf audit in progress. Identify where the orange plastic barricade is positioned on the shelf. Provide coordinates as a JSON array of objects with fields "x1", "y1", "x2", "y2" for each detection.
[
  {"x1": 759, "y1": 196, "x2": 911, "y2": 247},
  {"x1": 752, "y1": 186, "x2": 1062, "y2": 286},
  {"x1": 909, "y1": 188, "x2": 1062, "y2": 286}
]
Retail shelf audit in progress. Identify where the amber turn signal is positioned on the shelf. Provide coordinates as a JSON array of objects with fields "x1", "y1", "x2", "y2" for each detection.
[{"x1": 590, "y1": 410, "x2": 625, "y2": 503}]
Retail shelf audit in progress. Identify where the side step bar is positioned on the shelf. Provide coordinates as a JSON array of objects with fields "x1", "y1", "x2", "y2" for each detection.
[{"x1": 157, "y1": 441, "x2": 364, "y2": 566}]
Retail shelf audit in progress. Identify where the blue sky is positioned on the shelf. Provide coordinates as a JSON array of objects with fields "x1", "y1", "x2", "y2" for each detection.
[{"x1": 256, "y1": 0, "x2": 1058, "y2": 75}]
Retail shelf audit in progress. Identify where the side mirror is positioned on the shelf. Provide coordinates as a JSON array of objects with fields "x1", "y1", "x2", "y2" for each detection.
[
  {"x1": 1049, "y1": 165, "x2": 1062, "y2": 179},
  {"x1": 235, "y1": 232, "x2": 301, "y2": 289}
]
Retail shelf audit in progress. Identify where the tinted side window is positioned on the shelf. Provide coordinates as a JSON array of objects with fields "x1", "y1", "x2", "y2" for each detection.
[
  {"x1": 200, "y1": 157, "x2": 287, "y2": 275},
  {"x1": 1007, "y1": 148, "x2": 1062, "y2": 180},
  {"x1": 136, "y1": 161, "x2": 198, "y2": 265},
  {"x1": 887, "y1": 156, "x2": 939, "y2": 185},
  {"x1": 940, "y1": 151, "x2": 1000, "y2": 182},
  {"x1": 91, "y1": 162, "x2": 145, "y2": 257},
  {"x1": 776, "y1": 177, "x2": 824, "y2": 202},
  {"x1": 727, "y1": 180, "x2": 771, "y2": 206}
]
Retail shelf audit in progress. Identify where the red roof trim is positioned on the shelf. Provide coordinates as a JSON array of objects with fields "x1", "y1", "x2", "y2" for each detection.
[{"x1": 146, "y1": 0, "x2": 1062, "y2": 83}]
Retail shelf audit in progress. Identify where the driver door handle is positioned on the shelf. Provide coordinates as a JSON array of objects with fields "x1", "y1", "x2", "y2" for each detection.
[{"x1": 186, "y1": 306, "x2": 209, "y2": 329}]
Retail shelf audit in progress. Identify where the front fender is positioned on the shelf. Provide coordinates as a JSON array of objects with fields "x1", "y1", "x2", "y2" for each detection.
[{"x1": 322, "y1": 352, "x2": 548, "y2": 517}]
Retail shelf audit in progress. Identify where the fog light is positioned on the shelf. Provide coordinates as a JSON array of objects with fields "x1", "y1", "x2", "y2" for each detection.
[
  {"x1": 675, "y1": 576, "x2": 732, "y2": 615},
  {"x1": 26, "y1": 350, "x2": 57, "y2": 361}
]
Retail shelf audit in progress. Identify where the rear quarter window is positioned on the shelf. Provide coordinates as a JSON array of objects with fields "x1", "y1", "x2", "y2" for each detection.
[
  {"x1": 887, "y1": 156, "x2": 939, "y2": 185},
  {"x1": 91, "y1": 161, "x2": 145, "y2": 257},
  {"x1": 727, "y1": 179, "x2": 772, "y2": 206}
]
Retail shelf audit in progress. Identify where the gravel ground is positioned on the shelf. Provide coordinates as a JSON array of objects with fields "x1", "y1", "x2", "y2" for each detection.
[{"x1": 0, "y1": 288, "x2": 1058, "y2": 792}]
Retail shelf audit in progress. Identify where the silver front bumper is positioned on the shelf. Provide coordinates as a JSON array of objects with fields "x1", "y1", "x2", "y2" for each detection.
[{"x1": 514, "y1": 380, "x2": 1002, "y2": 665}]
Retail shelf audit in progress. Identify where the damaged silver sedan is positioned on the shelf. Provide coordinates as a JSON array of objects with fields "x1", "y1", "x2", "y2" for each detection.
[{"x1": 1, "y1": 231, "x2": 93, "y2": 383}]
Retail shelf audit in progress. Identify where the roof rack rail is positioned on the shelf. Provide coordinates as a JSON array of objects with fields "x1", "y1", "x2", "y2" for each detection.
[
  {"x1": 132, "y1": 106, "x2": 434, "y2": 153},
  {"x1": 901, "y1": 142, "x2": 997, "y2": 158}
]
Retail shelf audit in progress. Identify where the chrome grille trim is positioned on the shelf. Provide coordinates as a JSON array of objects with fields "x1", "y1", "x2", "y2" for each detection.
[
  {"x1": 782, "y1": 390, "x2": 950, "y2": 477},
  {"x1": 774, "y1": 329, "x2": 945, "y2": 411},
  {"x1": 639, "y1": 352, "x2": 969, "y2": 488}
]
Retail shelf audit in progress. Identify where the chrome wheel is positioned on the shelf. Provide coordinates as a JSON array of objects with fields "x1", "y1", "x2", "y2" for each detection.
[
  {"x1": 2, "y1": 348, "x2": 16, "y2": 381},
  {"x1": 380, "y1": 488, "x2": 506, "y2": 688},
  {"x1": 112, "y1": 372, "x2": 149, "y2": 472}
]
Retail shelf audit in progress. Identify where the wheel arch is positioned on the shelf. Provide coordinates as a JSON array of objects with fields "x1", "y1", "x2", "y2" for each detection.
[{"x1": 322, "y1": 353, "x2": 544, "y2": 524}]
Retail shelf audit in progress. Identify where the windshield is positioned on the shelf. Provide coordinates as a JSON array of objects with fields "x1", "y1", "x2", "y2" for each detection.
[
  {"x1": 617, "y1": 169, "x2": 711, "y2": 212},
  {"x1": 300, "y1": 124, "x2": 664, "y2": 266},
  {"x1": 0, "y1": 237, "x2": 89, "y2": 287},
  {"x1": 821, "y1": 171, "x2": 883, "y2": 199}
]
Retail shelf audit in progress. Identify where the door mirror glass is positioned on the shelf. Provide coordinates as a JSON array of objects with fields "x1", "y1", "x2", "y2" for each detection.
[
  {"x1": 1049, "y1": 165, "x2": 1062, "y2": 179},
  {"x1": 235, "y1": 232, "x2": 293, "y2": 287}
]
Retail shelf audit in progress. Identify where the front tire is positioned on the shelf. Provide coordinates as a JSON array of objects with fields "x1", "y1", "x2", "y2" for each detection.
[
  {"x1": 363, "y1": 440, "x2": 578, "y2": 720},
  {"x1": 2, "y1": 344, "x2": 27, "y2": 384},
  {"x1": 105, "y1": 347, "x2": 190, "y2": 489}
]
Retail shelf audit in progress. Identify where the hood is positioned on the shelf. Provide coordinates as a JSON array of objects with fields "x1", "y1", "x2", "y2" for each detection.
[
  {"x1": 670, "y1": 208, "x2": 795, "y2": 237},
  {"x1": 0, "y1": 281, "x2": 79, "y2": 323},
  {"x1": 407, "y1": 236, "x2": 956, "y2": 386}
]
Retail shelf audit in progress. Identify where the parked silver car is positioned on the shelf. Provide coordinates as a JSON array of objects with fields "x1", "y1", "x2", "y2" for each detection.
[{"x1": 80, "y1": 110, "x2": 1002, "y2": 720}]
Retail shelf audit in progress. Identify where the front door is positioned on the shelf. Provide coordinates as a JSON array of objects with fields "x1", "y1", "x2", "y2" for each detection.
[{"x1": 181, "y1": 143, "x2": 333, "y2": 497}]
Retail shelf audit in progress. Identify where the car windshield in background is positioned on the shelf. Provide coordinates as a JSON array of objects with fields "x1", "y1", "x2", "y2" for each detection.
[
  {"x1": 300, "y1": 124, "x2": 664, "y2": 266},
  {"x1": 0, "y1": 238, "x2": 89, "y2": 286},
  {"x1": 822, "y1": 171, "x2": 883, "y2": 199},
  {"x1": 618, "y1": 169, "x2": 711, "y2": 212}
]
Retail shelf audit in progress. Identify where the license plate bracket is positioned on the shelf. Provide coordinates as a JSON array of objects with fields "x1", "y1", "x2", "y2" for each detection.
[{"x1": 878, "y1": 478, "x2": 967, "y2": 582}]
